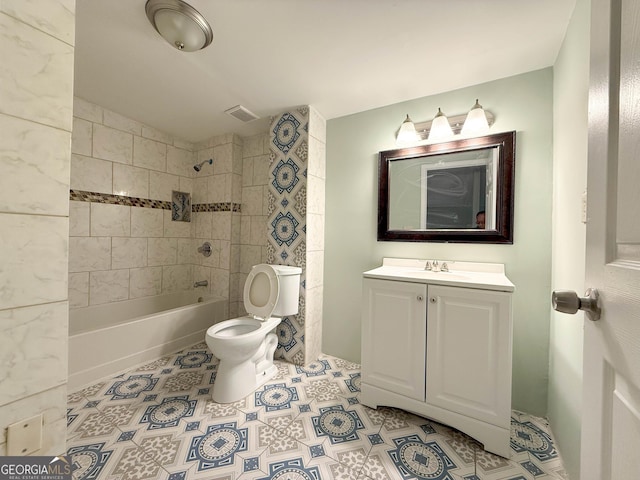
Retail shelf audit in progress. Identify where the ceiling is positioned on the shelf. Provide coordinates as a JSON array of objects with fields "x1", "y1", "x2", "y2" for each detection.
[{"x1": 74, "y1": 0, "x2": 576, "y2": 143}]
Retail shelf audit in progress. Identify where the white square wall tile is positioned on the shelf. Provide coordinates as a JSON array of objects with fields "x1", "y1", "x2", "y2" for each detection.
[
  {"x1": 70, "y1": 154, "x2": 112, "y2": 194},
  {"x1": 134, "y1": 136, "x2": 166, "y2": 172},
  {"x1": 131, "y1": 207, "x2": 163, "y2": 237},
  {"x1": 68, "y1": 237, "x2": 111, "y2": 273},
  {"x1": 149, "y1": 171, "x2": 180, "y2": 201},
  {"x1": 163, "y1": 210, "x2": 192, "y2": 238},
  {"x1": 0, "y1": 114, "x2": 71, "y2": 216},
  {"x1": 129, "y1": 267, "x2": 162, "y2": 299},
  {"x1": 89, "y1": 269, "x2": 130, "y2": 305},
  {"x1": 167, "y1": 145, "x2": 194, "y2": 177},
  {"x1": 0, "y1": 214, "x2": 68, "y2": 309},
  {"x1": 103, "y1": 109, "x2": 142, "y2": 135},
  {"x1": 207, "y1": 174, "x2": 228, "y2": 203},
  {"x1": 93, "y1": 124, "x2": 133, "y2": 164},
  {"x1": 0, "y1": 14, "x2": 73, "y2": 130},
  {"x1": 0, "y1": 302, "x2": 68, "y2": 408},
  {"x1": 68, "y1": 272, "x2": 89, "y2": 308},
  {"x1": 177, "y1": 238, "x2": 195, "y2": 264},
  {"x1": 73, "y1": 97, "x2": 102, "y2": 123},
  {"x1": 90, "y1": 203, "x2": 130, "y2": 236},
  {"x1": 162, "y1": 264, "x2": 193, "y2": 292},
  {"x1": 69, "y1": 201, "x2": 90, "y2": 236},
  {"x1": 71, "y1": 117, "x2": 92, "y2": 156},
  {"x1": 113, "y1": 163, "x2": 149, "y2": 198},
  {"x1": 148, "y1": 237, "x2": 177, "y2": 266},
  {"x1": 112, "y1": 237, "x2": 147, "y2": 269},
  {"x1": 142, "y1": 125, "x2": 173, "y2": 144}
]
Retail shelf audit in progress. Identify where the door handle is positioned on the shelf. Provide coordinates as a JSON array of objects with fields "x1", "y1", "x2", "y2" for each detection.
[{"x1": 552, "y1": 288, "x2": 601, "y2": 321}]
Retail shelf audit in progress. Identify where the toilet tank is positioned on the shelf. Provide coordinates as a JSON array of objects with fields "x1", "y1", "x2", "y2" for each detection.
[{"x1": 271, "y1": 265, "x2": 302, "y2": 316}]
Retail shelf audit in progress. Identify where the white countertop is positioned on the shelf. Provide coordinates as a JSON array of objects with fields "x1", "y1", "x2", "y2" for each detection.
[{"x1": 363, "y1": 258, "x2": 515, "y2": 292}]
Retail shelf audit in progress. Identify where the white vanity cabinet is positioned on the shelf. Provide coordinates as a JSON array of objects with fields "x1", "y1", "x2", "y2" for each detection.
[{"x1": 361, "y1": 258, "x2": 515, "y2": 458}]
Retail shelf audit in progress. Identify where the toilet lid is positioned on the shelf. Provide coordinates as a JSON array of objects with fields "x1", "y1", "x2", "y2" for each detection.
[{"x1": 243, "y1": 264, "x2": 279, "y2": 320}]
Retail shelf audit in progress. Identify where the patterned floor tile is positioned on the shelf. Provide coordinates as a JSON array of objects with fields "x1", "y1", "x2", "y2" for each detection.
[{"x1": 67, "y1": 342, "x2": 567, "y2": 480}]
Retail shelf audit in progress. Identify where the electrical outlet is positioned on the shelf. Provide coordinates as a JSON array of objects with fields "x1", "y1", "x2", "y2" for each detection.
[{"x1": 7, "y1": 414, "x2": 42, "y2": 456}]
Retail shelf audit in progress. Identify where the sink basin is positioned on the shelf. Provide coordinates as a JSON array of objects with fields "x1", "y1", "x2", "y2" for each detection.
[{"x1": 363, "y1": 260, "x2": 515, "y2": 292}]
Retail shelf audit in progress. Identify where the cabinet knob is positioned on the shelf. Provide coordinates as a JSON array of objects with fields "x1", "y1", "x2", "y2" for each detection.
[
  {"x1": 429, "y1": 297, "x2": 437, "y2": 303},
  {"x1": 417, "y1": 295, "x2": 424, "y2": 301}
]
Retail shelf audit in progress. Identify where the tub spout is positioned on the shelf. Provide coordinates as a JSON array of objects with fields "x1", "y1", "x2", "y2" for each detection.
[{"x1": 194, "y1": 280, "x2": 208, "y2": 288}]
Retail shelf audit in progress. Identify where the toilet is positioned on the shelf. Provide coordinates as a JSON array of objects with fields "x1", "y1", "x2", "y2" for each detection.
[{"x1": 205, "y1": 264, "x2": 302, "y2": 403}]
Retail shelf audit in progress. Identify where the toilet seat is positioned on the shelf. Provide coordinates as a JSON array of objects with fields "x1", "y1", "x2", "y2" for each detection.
[{"x1": 244, "y1": 264, "x2": 279, "y2": 320}]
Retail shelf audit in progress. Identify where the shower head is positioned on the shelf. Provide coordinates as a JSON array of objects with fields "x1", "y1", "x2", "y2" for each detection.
[{"x1": 194, "y1": 158, "x2": 213, "y2": 172}]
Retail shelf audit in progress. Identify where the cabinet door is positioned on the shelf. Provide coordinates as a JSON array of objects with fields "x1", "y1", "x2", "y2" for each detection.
[
  {"x1": 362, "y1": 278, "x2": 427, "y2": 401},
  {"x1": 426, "y1": 285, "x2": 512, "y2": 427}
]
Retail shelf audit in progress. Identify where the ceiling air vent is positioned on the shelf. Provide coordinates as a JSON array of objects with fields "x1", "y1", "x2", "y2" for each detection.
[{"x1": 225, "y1": 105, "x2": 260, "y2": 123}]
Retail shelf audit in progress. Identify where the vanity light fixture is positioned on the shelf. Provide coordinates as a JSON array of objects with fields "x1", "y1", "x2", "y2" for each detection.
[
  {"x1": 145, "y1": 0, "x2": 213, "y2": 52},
  {"x1": 461, "y1": 99, "x2": 490, "y2": 135},
  {"x1": 427, "y1": 108, "x2": 454, "y2": 141},
  {"x1": 395, "y1": 99, "x2": 494, "y2": 145},
  {"x1": 396, "y1": 114, "x2": 420, "y2": 144}
]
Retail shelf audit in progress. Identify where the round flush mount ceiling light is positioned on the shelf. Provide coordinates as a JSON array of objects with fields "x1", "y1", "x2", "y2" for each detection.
[{"x1": 145, "y1": 0, "x2": 213, "y2": 52}]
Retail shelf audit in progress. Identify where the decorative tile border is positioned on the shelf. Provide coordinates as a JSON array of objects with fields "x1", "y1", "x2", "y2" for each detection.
[{"x1": 69, "y1": 190, "x2": 241, "y2": 213}]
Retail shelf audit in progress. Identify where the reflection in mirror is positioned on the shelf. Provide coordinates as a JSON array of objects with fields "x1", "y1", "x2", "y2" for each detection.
[{"x1": 378, "y1": 131, "x2": 515, "y2": 243}]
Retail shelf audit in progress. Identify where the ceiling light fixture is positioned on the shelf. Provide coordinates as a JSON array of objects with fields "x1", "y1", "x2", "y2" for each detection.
[
  {"x1": 396, "y1": 99, "x2": 494, "y2": 145},
  {"x1": 145, "y1": 0, "x2": 213, "y2": 52}
]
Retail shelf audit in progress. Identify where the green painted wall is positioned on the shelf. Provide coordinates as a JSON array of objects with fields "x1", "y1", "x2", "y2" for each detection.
[
  {"x1": 324, "y1": 69, "x2": 553, "y2": 416},
  {"x1": 549, "y1": 0, "x2": 589, "y2": 477}
]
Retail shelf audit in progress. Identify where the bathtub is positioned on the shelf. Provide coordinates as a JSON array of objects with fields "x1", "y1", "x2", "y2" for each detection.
[{"x1": 68, "y1": 292, "x2": 227, "y2": 390}]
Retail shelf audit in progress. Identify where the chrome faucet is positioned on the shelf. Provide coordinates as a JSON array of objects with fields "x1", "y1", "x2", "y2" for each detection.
[
  {"x1": 441, "y1": 262, "x2": 449, "y2": 272},
  {"x1": 432, "y1": 260, "x2": 440, "y2": 272},
  {"x1": 194, "y1": 280, "x2": 208, "y2": 288},
  {"x1": 424, "y1": 261, "x2": 432, "y2": 271}
]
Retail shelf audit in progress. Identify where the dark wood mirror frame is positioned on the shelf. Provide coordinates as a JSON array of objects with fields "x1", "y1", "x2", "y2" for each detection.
[{"x1": 378, "y1": 131, "x2": 516, "y2": 244}]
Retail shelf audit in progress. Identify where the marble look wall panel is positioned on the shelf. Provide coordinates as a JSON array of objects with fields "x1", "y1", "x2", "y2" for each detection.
[
  {"x1": 0, "y1": 114, "x2": 71, "y2": 216},
  {"x1": 0, "y1": 302, "x2": 68, "y2": 407},
  {"x1": 142, "y1": 125, "x2": 173, "y2": 145},
  {"x1": 89, "y1": 269, "x2": 129, "y2": 305},
  {"x1": 307, "y1": 175, "x2": 325, "y2": 216},
  {"x1": 0, "y1": 384, "x2": 67, "y2": 445},
  {"x1": 0, "y1": 0, "x2": 75, "y2": 45},
  {"x1": 177, "y1": 238, "x2": 196, "y2": 265},
  {"x1": 70, "y1": 154, "x2": 113, "y2": 194},
  {"x1": 93, "y1": 124, "x2": 133, "y2": 164},
  {"x1": 0, "y1": 214, "x2": 68, "y2": 309},
  {"x1": 308, "y1": 135, "x2": 327, "y2": 180},
  {"x1": 0, "y1": 13, "x2": 73, "y2": 130}
]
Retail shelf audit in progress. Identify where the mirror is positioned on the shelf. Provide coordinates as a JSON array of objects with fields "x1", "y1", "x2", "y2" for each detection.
[{"x1": 378, "y1": 131, "x2": 515, "y2": 243}]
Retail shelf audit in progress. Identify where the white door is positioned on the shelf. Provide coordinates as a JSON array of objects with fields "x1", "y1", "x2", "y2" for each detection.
[{"x1": 580, "y1": 0, "x2": 640, "y2": 476}]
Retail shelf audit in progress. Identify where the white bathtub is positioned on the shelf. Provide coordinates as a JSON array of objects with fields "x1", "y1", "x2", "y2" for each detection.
[{"x1": 68, "y1": 292, "x2": 227, "y2": 390}]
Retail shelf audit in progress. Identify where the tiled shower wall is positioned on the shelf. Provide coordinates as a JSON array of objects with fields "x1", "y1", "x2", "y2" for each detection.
[{"x1": 69, "y1": 98, "x2": 243, "y2": 310}]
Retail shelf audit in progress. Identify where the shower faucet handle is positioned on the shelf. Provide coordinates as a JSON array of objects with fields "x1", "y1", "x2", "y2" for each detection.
[{"x1": 198, "y1": 242, "x2": 212, "y2": 257}]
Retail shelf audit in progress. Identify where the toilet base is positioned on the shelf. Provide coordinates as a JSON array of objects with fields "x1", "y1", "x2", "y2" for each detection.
[{"x1": 211, "y1": 332, "x2": 279, "y2": 404}]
